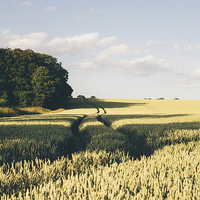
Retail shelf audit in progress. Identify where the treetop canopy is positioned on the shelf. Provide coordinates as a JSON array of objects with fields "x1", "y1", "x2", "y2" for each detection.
[{"x1": 0, "y1": 48, "x2": 73, "y2": 109}]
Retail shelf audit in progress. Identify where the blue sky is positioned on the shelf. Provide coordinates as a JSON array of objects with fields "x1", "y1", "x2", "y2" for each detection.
[{"x1": 1, "y1": 0, "x2": 200, "y2": 99}]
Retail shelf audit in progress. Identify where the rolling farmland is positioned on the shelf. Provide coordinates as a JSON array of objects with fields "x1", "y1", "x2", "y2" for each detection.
[{"x1": 0, "y1": 98, "x2": 200, "y2": 199}]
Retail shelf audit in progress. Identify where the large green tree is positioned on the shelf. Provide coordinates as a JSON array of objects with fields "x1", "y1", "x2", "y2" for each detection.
[{"x1": 0, "y1": 48, "x2": 73, "y2": 109}]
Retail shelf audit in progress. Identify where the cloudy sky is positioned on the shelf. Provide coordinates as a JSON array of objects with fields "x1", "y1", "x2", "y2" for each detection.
[{"x1": 1, "y1": 0, "x2": 200, "y2": 100}]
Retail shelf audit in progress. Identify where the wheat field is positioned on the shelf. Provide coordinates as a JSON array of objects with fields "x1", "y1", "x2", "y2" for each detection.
[
  {"x1": 0, "y1": 98, "x2": 200, "y2": 199},
  {"x1": 65, "y1": 98, "x2": 200, "y2": 115}
]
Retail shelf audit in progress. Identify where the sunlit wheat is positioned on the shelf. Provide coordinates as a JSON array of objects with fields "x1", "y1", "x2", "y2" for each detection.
[
  {"x1": 1, "y1": 99, "x2": 200, "y2": 199},
  {"x1": 1, "y1": 142, "x2": 199, "y2": 199}
]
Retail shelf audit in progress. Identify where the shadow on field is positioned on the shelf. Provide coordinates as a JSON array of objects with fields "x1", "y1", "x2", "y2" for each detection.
[
  {"x1": 0, "y1": 114, "x2": 86, "y2": 165},
  {"x1": 0, "y1": 124, "x2": 74, "y2": 165},
  {"x1": 67, "y1": 98, "x2": 144, "y2": 109},
  {"x1": 102, "y1": 114, "x2": 200, "y2": 159}
]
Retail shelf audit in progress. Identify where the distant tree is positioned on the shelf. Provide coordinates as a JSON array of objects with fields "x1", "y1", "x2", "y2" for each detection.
[
  {"x1": 0, "y1": 48, "x2": 73, "y2": 109},
  {"x1": 77, "y1": 95, "x2": 85, "y2": 98},
  {"x1": 90, "y1": 96, "x2": 96, "y2": 98},
  {"x1": 174, "y1": 98, "x2": 179, "y2": 100}
]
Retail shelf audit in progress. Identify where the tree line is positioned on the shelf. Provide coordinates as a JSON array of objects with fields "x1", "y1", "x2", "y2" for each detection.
[{"x1": 0, "y1": 48, "x2": 73, "y2": 109}]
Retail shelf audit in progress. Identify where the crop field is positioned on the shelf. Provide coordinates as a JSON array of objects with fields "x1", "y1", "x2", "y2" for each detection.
[
  {"x1": 0, "y1": 98, "x2": 200, "y2": 199},
  {"x1": 0, "y1": 114, "x2": 85, "y2": 165}
]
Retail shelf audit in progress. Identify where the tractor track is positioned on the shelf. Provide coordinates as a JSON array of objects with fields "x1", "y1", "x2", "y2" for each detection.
[
  {"x1": 69, "y1": 98, "x2": 107, "y2": 154},
  {"x1": 83, "y1": 97, "x2": 106, "y2": 116}
]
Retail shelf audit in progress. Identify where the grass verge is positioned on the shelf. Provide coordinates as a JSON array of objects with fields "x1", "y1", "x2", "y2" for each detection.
[{"x1": 0, "y1": 107, "x2": 66, "y2": 117}]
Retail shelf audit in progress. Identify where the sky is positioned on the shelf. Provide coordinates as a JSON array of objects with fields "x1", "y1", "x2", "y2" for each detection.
[{"x1": 1, "y1": 0, "x2": 200, "y2": 100}]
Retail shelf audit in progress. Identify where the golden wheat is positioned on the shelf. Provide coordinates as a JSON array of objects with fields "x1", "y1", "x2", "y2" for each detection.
[
  {"x1": 1, "y1": 141, "x2": 199, "y2": 199},
  {"x1": 1, "y1": 99, "x2": 200, "y2": 199}
]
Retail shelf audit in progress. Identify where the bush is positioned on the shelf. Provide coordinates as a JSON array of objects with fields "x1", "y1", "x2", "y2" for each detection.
[
  {"x1": 0, "y1": 99, "x2": 7, "y2": 107},
  {"x1": 0, "y1": 91, "x2": 9, "y2": 106},
  {"x1": 77, "y1": 95, "x2": 85, "y2": 98}
]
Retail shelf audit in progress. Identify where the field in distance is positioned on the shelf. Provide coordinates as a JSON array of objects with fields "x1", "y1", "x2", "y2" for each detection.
[{"x1": 65, "y1": 98, "x2": 200, "y2": 115}]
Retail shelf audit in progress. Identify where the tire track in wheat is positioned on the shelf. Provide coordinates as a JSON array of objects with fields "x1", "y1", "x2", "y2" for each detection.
[{"x1": 83, "y1": 97, "x2": 106, "y2": 116}]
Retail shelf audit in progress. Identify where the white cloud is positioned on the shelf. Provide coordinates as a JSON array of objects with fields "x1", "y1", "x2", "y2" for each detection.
[
  {"x1": 1, "y1": 29, "x2": 11, "y2": 35},
  {"x1": 21, "y1": 1, "x2": 32, "y2": 6},
  {"x1": 44, "y1": 32, "x2": 100, "y2": 54},
  {"x1": 146, "y1": 39, "x2": 166, "y2": 46},
  {"x1": 172, "y1": 42, "x2": 200, "y2": 52},
  {"x1": 174, "y1": 76, "x2": 200, "y2": 87},
  {"x1": 72, "y1": 54, "x2": 170, "y2": 76},
  {"x1": 117, "y1": 55, "x2": 170, "y2": 76},
  {"x1": 69, "y1": 44, "x2": 131, "y2": 71},
  {"x1": 177, "y1": 67, "x2": 200, "y2": 87},
  {"x1": 96, "y1": 36, "x2": 117, "y2": 47},
  {"x1": 185, "y1": 44, "x2": 193, "y2": 52},
  {"x1": 44, "y1": 6, "x2": 58, "y2": 11},
  {"x1": 146, "y1": 39, "x2": 154, "y2": 46},
  {"x1": 173, "y1": 43, "x2": 180, "y2": 50},
  {"x1": 97, "y1": 44, "x2": 131, "y2": 60},
  {"x1": 187, "y1": 68, "x2": 200, "y2": 80},
  {"x1": 0, "y1": 30, "x2": 119, "y2": 56},
  {"x1": 8, "y1": 32, "x2": 48, "y2": 50},
  {"x1": 195, "y1": 44, "x2": 200, "y2": 52},
  {"x1": 0, "y1": 29, "x2": 12, "y2": 46},
  {"x1": 71, "y1": 61, "x2": 103, "y2": 70},
  {"x1": 0, "y1": 29, "x2": 171, "y2": 77}
]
